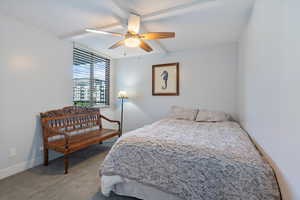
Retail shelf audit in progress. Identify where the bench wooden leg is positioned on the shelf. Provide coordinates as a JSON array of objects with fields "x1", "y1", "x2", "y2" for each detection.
[
  {"x1": 64, "y1": 153, "x2": 69, "y2": 174},
  {"x1": 44, "y1": 148, "x2": 49, "y2": 166}
]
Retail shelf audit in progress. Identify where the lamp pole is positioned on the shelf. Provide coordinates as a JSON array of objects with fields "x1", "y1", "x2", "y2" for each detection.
[
  {"x1": 120, "y1": 97, "x2": 124, "y2": 134},
  {"x1": 118, "y1": 91, "x2": 128, "y2": 136}
]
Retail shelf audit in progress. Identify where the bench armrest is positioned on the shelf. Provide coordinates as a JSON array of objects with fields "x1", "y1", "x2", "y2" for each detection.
[{"x1": 100, "y1": 115, "x2": 121, "y2": 131}]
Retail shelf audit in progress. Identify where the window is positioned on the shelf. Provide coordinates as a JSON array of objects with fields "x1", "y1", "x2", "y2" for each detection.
[{"x1": 73, "y1": 46, "x2": 110, "y2": 107}]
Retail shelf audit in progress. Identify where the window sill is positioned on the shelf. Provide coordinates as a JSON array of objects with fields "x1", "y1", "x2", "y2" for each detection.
[{"x1": 92, "y1": 105, "x2": 110, "y2": 109}]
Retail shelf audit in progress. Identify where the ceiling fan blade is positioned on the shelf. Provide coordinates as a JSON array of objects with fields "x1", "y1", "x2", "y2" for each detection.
[
  {"x1": 139, "y1": 40, "x2": 153, "y2": 52},
  {"x1": 128, "y1": 13, "x2": 141, "y2": 34},
  {"x1": 86, "y1": 29, "x2": 123, "y2": 37},
  {"x1": 140, "y1": 32, "x2": 175, "y2": 40},
  {"x1": 109, "y1": 40, "x2": 125, "y2": 49}
]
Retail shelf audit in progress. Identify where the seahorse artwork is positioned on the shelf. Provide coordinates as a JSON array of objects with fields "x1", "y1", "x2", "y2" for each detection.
[{"x1": 161, "y1": 70, "x2": 169, "y2": 89}]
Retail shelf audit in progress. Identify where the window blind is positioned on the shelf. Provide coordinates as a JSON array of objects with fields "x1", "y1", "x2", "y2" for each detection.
[{"x1": 73, "y1": 47, "x2": 110, "y2": 107}]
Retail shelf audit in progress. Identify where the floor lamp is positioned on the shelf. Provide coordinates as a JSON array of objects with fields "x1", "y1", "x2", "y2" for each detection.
[{"x1": 117, "y1": 91, "x2": 128, "y2": 135}]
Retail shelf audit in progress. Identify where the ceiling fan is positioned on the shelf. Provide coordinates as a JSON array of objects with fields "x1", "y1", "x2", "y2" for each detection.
[{"x1": 86, "y1": 13, "x2": 175, "y2": 52}]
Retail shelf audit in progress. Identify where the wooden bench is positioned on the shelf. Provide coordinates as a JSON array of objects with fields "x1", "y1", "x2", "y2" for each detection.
[{"x1": 40, "y1": 106, "x2": 121, "y2": 174}]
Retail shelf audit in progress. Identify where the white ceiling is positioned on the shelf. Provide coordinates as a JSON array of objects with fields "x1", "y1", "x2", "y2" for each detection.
[{"x1": 0, "y1": 0, "x2": 254, "y2": 58}]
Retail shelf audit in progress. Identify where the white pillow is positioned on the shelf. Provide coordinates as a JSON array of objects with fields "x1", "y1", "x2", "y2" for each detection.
[
  {"x1": 169, "y1": 106, "x2": 198, "y2": 120},
  {"x1": 195, "y1": 110, "x2": 230, "y2": 122}
]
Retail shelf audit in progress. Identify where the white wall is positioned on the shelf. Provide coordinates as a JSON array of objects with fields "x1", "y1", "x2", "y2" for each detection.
[
  {"x1": 114, "y1": 44, "x2": 238, "y2": 132},
  {"x1": 281, "y1": 1, "x2": 300, "y2": 199},
  {"x1": 0, "y1": 14, "x2": 73, "y2": 178},
  {"x1": 238, "y1": 0, "x2": 299, "y2": 199}
]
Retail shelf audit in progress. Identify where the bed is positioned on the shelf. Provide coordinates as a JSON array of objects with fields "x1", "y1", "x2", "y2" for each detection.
[{"x1": 100, "y1": 118, "x2": 281, "y2": 200}]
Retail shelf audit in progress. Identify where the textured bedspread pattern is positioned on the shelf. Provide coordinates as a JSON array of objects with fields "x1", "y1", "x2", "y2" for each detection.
[{"x1": 101, "y1": 119, "x2": 280, "y2": 200}]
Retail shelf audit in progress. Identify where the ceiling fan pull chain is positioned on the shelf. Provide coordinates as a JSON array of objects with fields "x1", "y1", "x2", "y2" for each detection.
[{"x1": 123, "y1": 46, "x2": 127, "y2": 57}]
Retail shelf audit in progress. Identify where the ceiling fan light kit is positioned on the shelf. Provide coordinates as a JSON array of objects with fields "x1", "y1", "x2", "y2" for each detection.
[
  {"x1": 124, "y1": 37, "x2": 141, "y2": 48},
  {"x1": 86, "y1": 13, "x2": 175, "y2": 53}
]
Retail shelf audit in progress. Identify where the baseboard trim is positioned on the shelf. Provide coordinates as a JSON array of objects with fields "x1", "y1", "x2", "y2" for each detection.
[
  {"x1": 0, "y1": 154, "x2": 61, "y2": 180},
  {"x1": 0, "y1": 157, "x2": 42, "y2": 180}
]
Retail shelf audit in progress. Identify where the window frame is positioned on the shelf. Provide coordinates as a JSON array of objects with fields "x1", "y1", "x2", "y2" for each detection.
[{"x1": 72, "y1": 46, "x2": 110, "y2": 108}]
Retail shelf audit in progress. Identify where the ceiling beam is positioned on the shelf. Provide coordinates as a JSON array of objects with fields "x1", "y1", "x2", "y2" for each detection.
[
  {"x1": 59, "y1": 0, "x2": 128, "y2": 40},
  {"x1": 104, "y1": 0, "x2": 128, "y2": 26},
  {"x1": 142, "y1": 0, "x2": 217, "y2": 21},
  {"x1": 60, "y1": 0, "x2": 218, "y2": 42}
]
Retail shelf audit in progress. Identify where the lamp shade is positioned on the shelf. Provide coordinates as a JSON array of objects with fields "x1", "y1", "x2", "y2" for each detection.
[{"x1": 117, "y1": 91, "x2": 128, "y2": 99}]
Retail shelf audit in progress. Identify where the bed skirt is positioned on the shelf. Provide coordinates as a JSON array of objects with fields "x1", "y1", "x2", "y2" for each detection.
[{"x1": 102, "y1": 175, "x2": 182, "y2": 200}]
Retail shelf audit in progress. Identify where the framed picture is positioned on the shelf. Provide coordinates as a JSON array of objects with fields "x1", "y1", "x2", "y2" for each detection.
[{"x1": 152, "y1": 62, "x2": 179, "y2": 96}]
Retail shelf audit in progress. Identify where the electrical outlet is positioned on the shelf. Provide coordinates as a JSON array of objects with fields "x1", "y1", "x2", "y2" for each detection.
[
  {"x1": 40, "y1": 146, "x2": 44, "y2": 151},
  {"x1": 9, "y1": 148, "x2": 17, "y2": 157}
]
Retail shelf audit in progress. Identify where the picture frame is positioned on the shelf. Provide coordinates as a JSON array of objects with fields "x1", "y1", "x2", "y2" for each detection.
[{"x1": 152, "y1": 62, "x2": 179, "y2": 96}]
